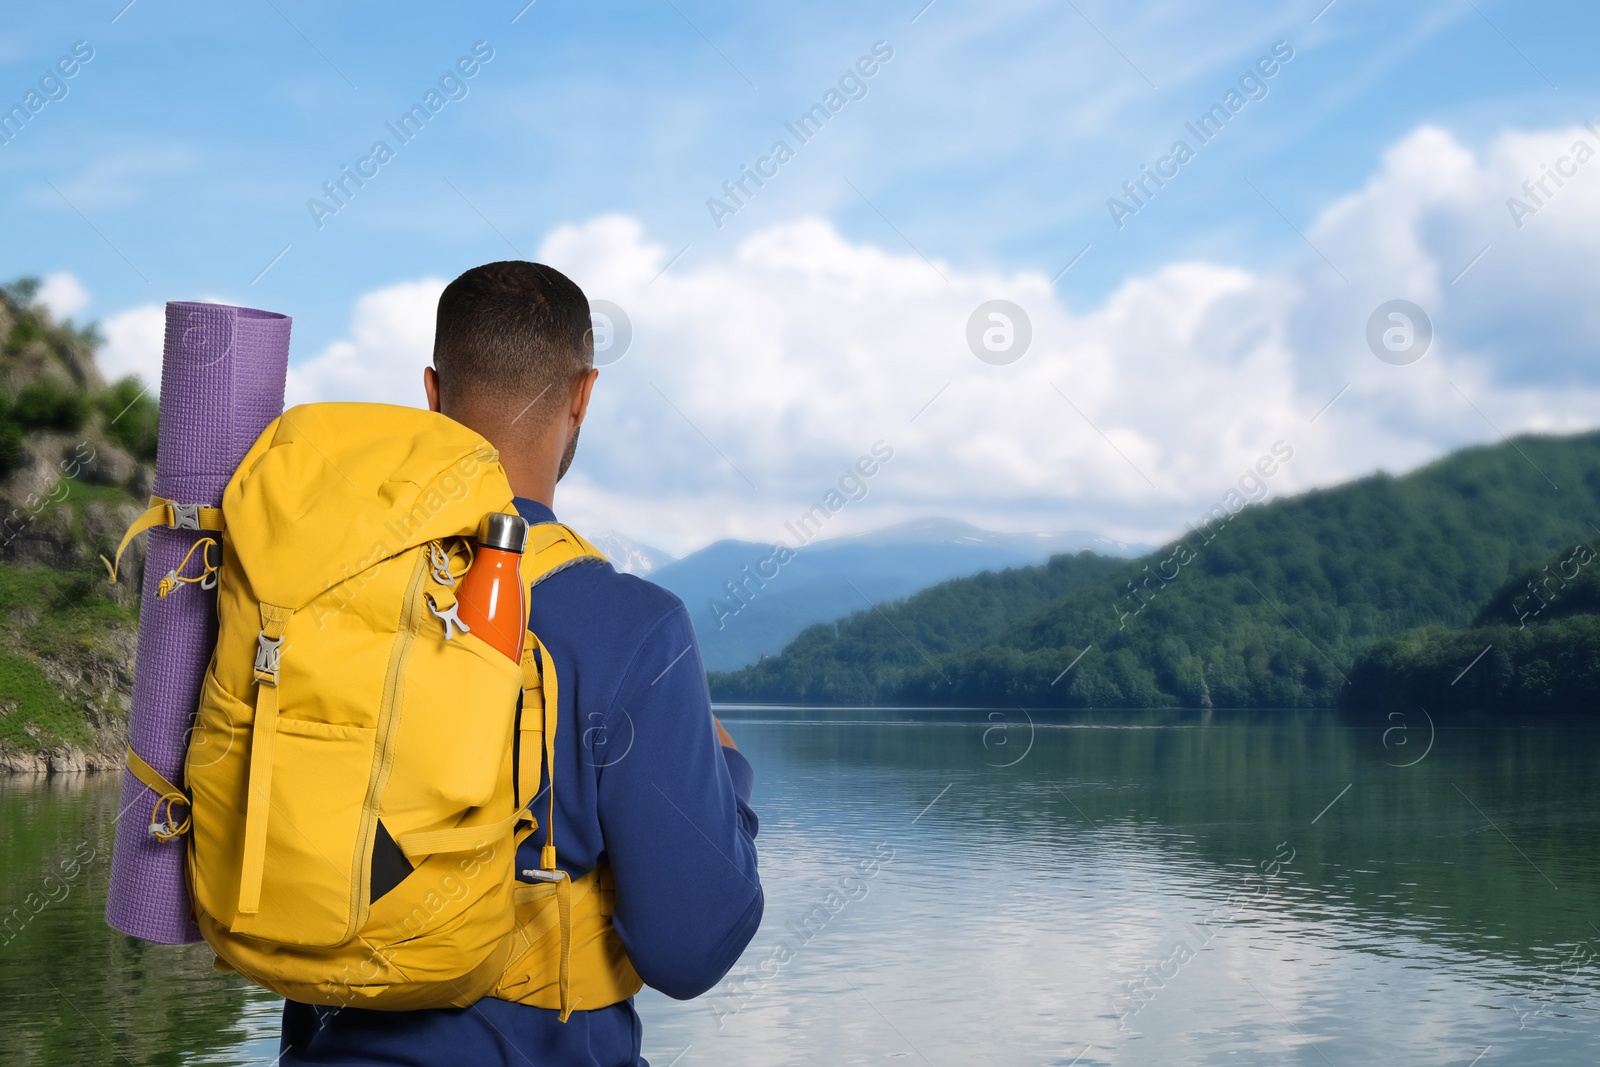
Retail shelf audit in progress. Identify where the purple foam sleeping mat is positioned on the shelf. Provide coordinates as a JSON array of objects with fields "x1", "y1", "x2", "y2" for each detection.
[{"x1": 104, "y1": 302, "x2": 289, "y2": 944}]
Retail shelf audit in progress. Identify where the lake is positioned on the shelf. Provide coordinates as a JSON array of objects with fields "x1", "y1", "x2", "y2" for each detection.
[{"x1": 3, "y1": 708, "x2": 1598, "y2": 1066}]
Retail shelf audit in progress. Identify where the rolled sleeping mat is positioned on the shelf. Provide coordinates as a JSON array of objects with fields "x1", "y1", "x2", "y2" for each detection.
[{"x1": 105, "y1": 302, "x2": 290, "y2": 944}]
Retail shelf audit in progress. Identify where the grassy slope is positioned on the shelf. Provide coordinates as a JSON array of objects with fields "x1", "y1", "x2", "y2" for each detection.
[
  {"x1": 0, "y1": 567, "x2": 138, "y2": 751},
  {"x1": 0, "y1": 280, "x2": 152, "y2": 756}
]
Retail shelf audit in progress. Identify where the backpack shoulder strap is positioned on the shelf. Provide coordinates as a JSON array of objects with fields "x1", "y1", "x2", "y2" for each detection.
[
  {"x1": 514, "y1": 521, "x2": 604, "y2": 1023},
  {"x1": 519, "y1": 522, "x2": 606, "y2": 588},
  {"x1": 514, "y1": 522, "x2": 605, "y2": 818}
]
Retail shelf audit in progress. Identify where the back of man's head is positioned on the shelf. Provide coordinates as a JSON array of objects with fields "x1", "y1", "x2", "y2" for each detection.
[{"x1": 432, "y1": 261, "x2": 593, "y2": 427}]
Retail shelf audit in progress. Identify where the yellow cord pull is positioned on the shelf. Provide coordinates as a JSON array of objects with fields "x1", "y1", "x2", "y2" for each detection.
[
  {"x1": 150, "y1": 790, "x2": 192, "y2": 842},
  {"x1": 125, "y1": 745, "x2": 190, "y2": 843},
  {"x1": 156, "y1": 537, "x2": 220, "y2": 599}
]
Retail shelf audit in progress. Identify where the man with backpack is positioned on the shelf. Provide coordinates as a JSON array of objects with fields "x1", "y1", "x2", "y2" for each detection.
[{"x1": 272, "y1": 261, "x2": 765, "y2": 1065}]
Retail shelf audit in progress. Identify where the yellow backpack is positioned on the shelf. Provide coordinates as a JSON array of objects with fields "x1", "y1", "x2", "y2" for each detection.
[{"x1": 120, "y1": 403, "x2": 641, "y2": 1018}]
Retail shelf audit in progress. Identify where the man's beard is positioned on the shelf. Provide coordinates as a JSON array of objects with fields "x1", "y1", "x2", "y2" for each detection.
[{"x1": 556, "y1": 426, "x2": 580, "y2": 481}]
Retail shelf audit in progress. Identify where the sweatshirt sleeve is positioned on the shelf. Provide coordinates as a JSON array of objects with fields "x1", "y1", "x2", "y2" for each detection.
[{"x1": 595, "y1": 605, "x2": 764, "y2": 1000}]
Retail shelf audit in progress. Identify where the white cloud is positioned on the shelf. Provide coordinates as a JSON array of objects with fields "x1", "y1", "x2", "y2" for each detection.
[
  {"x1": 285, "y1": 278, "x2": 446, "y2": 408},
  {"x1": 36, "y1": 272, "x2": 89, "y2": 321},
  {"x1": 281, "y1": 123, "x2": 1600, "y2": 555},
  {"x1": 100, "y1": 303, "x2": 164, "y2": 389}
]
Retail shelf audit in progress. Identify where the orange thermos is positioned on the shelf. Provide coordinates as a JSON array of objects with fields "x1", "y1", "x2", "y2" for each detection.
[{"x1": 455, "y1": 513, "x2": 529, "y2": 662}]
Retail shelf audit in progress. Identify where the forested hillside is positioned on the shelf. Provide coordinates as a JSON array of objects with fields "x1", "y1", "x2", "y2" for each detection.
[
  {"x1": 1343, "y1": 544, "x2": 1600, "y2": 716},
  {"x1": 707, "y1": 551, "x2": 1127, "y2": 703},
  {"x1": 712, "y1": 434, "x2": 1600, "y2": 709}
]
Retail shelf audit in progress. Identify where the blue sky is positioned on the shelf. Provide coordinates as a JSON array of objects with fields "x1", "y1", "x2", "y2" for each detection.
[{"x1": 4, "y1": 1, "x2": 1600, "y2": 552}]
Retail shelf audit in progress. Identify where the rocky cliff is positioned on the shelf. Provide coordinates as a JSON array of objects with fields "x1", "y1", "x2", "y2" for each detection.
[{"x1": 0, "y1": 279, "x2": 154, "y2": 773}]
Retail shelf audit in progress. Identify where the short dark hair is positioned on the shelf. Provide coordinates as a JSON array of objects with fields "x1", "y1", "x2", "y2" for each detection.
[{"x1": 432, "y1": 261, "x2": 593, "y2": 420}]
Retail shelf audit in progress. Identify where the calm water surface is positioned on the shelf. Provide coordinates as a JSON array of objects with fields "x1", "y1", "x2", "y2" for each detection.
[{"x1": 3, "y1": 709, "x2": 1598, "y2": 1066}]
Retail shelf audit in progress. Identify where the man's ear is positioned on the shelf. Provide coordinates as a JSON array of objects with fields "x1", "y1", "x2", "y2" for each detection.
[
  {"x1": 570, "y1": 368, "x2": 599, "y2": 426},
  {"x1": 423, "y1": 366, "x2": 442, "y2": 413}
]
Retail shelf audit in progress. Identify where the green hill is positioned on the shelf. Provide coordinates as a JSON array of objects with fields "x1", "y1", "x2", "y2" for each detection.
[
  {"x1": 0, "y1": 279, "x2": 155, "y2": 769},
  {"x1": 705, "y1": 551, "x2": 1127, "y2": 705},
  {"x1": 1342, "y1": 545, "x2": 1600, "y2": 717},
  {"x1": 711, "y1": 433, "x2": 1600, "y2": 709}
]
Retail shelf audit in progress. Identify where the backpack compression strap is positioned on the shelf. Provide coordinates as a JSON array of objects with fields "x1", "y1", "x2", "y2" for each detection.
[
  {"x1": 237, "y1": 601, "x2": 293, "y2": 916},
  {"x1": 102, "y1": 496, "x2": 226, "y2": 583},
  {"x1": 125, "y1": 744, "x2": 191, "y2": 843}
]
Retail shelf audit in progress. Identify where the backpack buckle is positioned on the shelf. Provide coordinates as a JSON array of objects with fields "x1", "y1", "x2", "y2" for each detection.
[
  {"x1": 426, "y1": 594, "x2": 470, "y2": 640},
  {"x1": 254, "y1": 633, "x2": 284, "y2": 686},
  {"x1": 169, "y1": 503, "x2": 201, "y2": 530},
  {"x1": 429, "y1": 542, "x2": 456, "y2": 587}
]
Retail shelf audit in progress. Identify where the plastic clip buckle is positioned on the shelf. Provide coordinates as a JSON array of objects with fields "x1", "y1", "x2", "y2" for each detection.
[
  {"x1": 254, "y1": 633, "x2": 284, "y2": 686},
  {"x1": 426, "y1": 595, "x2": 470, "y2": 640},
  {"x1": 429, "y1": 543, "x2": 455, "y2": 587},
  {"x1": 169, "y1": 503, "x2": 200, "y2": 530},
  {"x1": 201, "y1": 540, "x2": 221, "y2": 590}
]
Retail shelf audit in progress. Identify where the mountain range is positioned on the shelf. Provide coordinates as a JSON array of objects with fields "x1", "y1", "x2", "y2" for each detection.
[
  {"x1": 595, "y1": 519, "x2": 1148, "y2": 671},
  {"x1": 710, "y1": 432, "x2": 1600, "y2": 709},
  {"x1": 586, "y1": 531, "x2": 676, "y2": 578}
]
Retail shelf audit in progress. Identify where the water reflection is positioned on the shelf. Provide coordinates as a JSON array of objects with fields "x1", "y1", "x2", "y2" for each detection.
[
  {"x1": 2, "y1": 710, "x2": 1596, "y2": 1065},
  {"x1": 638, "y1": 709, "x2": 1600, "y2": 1066},
  {"x1": 0, "y1": 773, "x2": 270, "y2": 1066}
]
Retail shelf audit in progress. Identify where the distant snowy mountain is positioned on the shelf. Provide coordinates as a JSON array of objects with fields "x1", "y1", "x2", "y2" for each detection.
[
  {"x1": 824, "y1": 517, "x2": 1146, "y2": 557},
  {"x1": 639, "y1": 517, "x2": 1148, "y2": 671},
  {"x1": 588, "y1": 531, "x2": 676, "y2": 576}
]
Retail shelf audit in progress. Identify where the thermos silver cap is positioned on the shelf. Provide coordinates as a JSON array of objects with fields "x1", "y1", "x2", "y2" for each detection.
[{"x1": 478, "y1": 512, "x2": 529, "y2": 553}]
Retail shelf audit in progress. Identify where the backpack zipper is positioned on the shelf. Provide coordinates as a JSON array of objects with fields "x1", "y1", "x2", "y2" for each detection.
[{"x1": 347, "y1": 550, "x2": 429, "y2": 940}]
